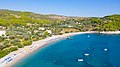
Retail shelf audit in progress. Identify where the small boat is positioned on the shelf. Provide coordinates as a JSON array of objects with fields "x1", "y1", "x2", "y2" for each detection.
[
  {"x1": 78, "y1": 59, "x2": 83, "y2": 62},
  {"x1": 104, "y1": 48, "x2": 107, "y2": 51},
  {"x1": 84, "y1": 53, "x2": 89, "y2": 56},
  {"x1": 66, "y1": 37, "x2": 73, "y2": 40}
]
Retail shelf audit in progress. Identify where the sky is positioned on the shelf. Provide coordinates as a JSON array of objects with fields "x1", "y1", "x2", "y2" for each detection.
[{"x1": 0, "y1": 0, "x2": 120, "y2": 17}]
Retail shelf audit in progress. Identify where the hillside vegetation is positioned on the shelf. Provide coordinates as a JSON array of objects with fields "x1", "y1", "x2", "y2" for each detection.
[{"x1": 0, "y1": 9, "x2": 120, "y2": 58}]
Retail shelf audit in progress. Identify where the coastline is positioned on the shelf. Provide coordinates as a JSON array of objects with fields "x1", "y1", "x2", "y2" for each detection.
[
  {"x1": 100, "y1": 31, "x2": 120, "y2": 34},
  {"x1": 0, "y1": 31, "x2": 120, "y2": 67}
]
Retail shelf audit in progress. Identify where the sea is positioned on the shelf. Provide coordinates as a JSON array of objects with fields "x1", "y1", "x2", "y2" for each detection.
[{"x1": 13, "y1": 33, "x2": 120, "y2": 67}]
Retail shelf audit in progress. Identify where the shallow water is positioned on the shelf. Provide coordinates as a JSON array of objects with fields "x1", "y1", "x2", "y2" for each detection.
[{"x1": 13, "y1": 34, "x2": 120, "y2": 67}]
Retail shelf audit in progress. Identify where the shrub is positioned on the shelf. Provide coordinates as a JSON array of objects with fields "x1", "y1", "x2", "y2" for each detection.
[
  {"x1": 0, "y1": 45, "x2": 5, "y2": 50},
  {"x1": 0, "y1": 36, "x2": 5, "y2": 42},
  {"x1": 14, "y1": 38, "x2": 20, "y2": 42},
  {"x1": 43, "y1": 31, "x2": 51, "y2": 37},
  {"x1": 9, "y1": 35, "x2": 15, "y2": 39},
  {"x1": 58, "y1": 33, "x2": 63, "y2": 35},
  {"x1": 3, "y1": 40, "x2": 9, "y2": 45},
  {"x1": 3, "y1": 40, "x2": 10, "y2": 48},
  {"x1": 24, "y1": 36, "x2": 31, "y2": 41},
  {"x1": 22, "y1": 40, "x2": 32, "y2": 46},
  {"x1": 10, "y1": 40, "x2": 16, "y2": 44},
  {"x1": 0, "y1": 49, "x2": 9, "y2": 58},
  {"x1": 4, "y1": 44, "x2": 11, "y2": 48},
  {"x1": 8, "y1": 46, "x2": 18, "y2": 52},
  {"x1": 17, "y1": 42, "x2": 24, "y2": 48},
  {"x1": 10, "y1": 39, "x2": 20, "y2": 45}
]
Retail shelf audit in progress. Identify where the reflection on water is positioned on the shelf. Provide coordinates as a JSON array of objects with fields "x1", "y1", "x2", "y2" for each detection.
[{"x1": 13, "y1": 34, "x2": 120, "y2": 67}]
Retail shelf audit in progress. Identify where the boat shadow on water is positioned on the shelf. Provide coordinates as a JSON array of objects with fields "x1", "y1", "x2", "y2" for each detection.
[{"x1": 66, "y1": 37, "x2": 73, "y2": 40}]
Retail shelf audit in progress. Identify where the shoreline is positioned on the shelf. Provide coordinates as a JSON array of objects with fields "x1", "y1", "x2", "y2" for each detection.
[
  {"x1": 99, "y1": 31, "x2": 120, "y2": 34},
  {"x1": 0, "y1": 31, "x2": 120, "y2": 67}
]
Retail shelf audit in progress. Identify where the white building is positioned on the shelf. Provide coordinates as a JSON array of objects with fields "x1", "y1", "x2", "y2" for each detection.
[
  {"x1": 0, "y1": 30, "x2": 6, "y2": 36},
  {"x1": 68, "y1": 26, "x2": 73, "y2": 28},
  {"x1": 34, "y1": 30, "x2": 38, "y2": 33},
  {"x1": 39, "y1": 27, "x2": 45, "y2": 30}
]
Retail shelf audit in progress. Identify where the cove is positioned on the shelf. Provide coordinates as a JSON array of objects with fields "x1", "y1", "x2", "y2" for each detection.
[{"x1": 13, "y1": 34, "x2": 120, "y2": 67}]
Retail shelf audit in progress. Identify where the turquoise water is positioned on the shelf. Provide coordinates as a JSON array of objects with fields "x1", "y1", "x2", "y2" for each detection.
[{"x1": 13, "y1": 34, "x2": 120, "y2": 67}]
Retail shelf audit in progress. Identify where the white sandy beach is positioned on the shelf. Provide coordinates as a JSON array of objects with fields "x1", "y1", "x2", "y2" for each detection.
[
  {"x1": 0, "y1": 31, "x2": 120, "y2": 67},
  {"x1": 100, "y1": 31, "x2": 120, "y2": 34}
]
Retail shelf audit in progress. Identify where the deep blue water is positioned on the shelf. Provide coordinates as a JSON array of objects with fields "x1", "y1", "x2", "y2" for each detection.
[{"x1": 13, "y1": 34, "x2": 120, "y2": 67}]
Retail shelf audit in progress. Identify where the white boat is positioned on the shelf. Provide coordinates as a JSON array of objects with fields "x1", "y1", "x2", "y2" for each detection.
[
  {"x1": 84, "y1": 53, "x2": 89, "y2": 56},
  {"x1": 78, "y1": 59, "x2": 83, "y2": 62},
  {"x1": 104, "y1": 48, "x2": 107, "y2": 51}
]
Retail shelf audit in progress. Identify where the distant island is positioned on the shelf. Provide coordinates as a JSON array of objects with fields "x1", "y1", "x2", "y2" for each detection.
[{"x1": 0, "y1": 9, "x2": 120, "y2": 59}]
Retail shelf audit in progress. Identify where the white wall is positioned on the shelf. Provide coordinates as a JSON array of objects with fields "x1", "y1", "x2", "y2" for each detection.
[{"x1": 0, "y1": 31, "x2": 6, "y2": 36}]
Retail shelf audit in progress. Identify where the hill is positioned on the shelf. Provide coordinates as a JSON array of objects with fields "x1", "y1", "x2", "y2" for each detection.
[{"x1": 0, "y1": 9, "x2": 120, "y2": 58}]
